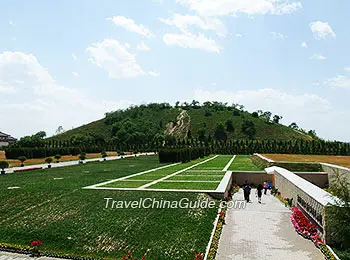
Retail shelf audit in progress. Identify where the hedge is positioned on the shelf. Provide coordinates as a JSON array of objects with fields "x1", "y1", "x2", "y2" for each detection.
[
  {"x1": 4, "y1": 147, "x2": 102, "y2": 159},
  {"x1": 158, "y1": 147, "x2": 210, "y2": 163}
]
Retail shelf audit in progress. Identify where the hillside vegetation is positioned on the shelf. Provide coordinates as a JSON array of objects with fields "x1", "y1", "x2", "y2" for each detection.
[{"x1": 51, "y1": 101, "x2": 311, "y2": 144}]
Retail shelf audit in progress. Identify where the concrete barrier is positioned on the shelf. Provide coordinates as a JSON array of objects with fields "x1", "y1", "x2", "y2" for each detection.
[{"x1": 265, "y1": 166, "x2": 337, "y2": 244}]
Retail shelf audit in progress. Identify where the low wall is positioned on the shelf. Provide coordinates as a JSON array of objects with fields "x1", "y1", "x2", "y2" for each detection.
[
  {"x1": 231, "y1": 171, "x2": 328, "y2": 188},
  {"x1": 296, "y1": 172, "x2": 329, "y2": 188},
  {"x1": 232, "y1": 171, "x2": 272, "y2": 186},
  {"x1": 321, "y1": 163, "x2": 350, "y2": 188},
  {"x1": 265, "y1": 166, "x2": 336, "y2": 244}
]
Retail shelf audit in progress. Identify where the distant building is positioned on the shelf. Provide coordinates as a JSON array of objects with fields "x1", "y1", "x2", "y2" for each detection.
[{"x1": 0, "y1": 131, "x2": 17, "y2": 147}]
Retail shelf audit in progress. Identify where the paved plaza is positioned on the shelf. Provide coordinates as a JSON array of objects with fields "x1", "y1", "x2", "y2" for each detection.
[{"x1": 216, "y1": 189, "x2": 324, "y2": 260}]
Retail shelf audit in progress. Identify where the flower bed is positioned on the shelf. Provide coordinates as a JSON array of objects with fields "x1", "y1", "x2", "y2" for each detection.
[
  {"x1": 290, "y1": 207, "x2": 338, "y2": 260},
  {"x1": 206, "y1": 205, "x2": 226, "y2": 260},
  {"x1": 13, "y1": 166, "x2": 43, "y2": 173}
]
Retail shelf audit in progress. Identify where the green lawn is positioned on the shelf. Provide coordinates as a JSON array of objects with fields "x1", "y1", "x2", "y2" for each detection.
[
  {"x1": 98, "y1": 155, "x2": 229, "y2": 190},
  {"x1": 148, "y1": 181, "x2": 220, "y2": 190},
  {"x1": 0, "y1": 155, "x2": 219, "y2": 259},
  {"x1": 168, "y1": 175, "x2": 224, "y2": 181},
  {"x1": 229, "y1": 155, "x2": 264, "y2": 171}
]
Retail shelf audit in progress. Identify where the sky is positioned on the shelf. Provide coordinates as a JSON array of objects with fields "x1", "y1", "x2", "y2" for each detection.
[{"x1": 1, "y1": 0, "x2": 349, "y2": 142}]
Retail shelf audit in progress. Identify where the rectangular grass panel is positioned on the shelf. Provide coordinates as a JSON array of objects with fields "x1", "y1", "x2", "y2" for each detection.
[
  {"x1": 179, "y1": 171, "x2": 225, "y2": 176},
  {"x1": 103, "y1": 180, "x2": 151, "y2": 188},
  {"x1": 194, "y1": 155, "x2": 232, "y2": 170},
  {"x1": 167, "y1": 175, "x2": 224, "y2": 181},
  {"x1": 148, "y1": 181, "x2": 219, "y2": 190},
  {"x1": 229, "y1": 155, "x2": 264, "y2": 171}
]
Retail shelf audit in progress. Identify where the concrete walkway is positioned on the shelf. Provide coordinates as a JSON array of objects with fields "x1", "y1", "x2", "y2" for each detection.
[{"x1": 216, "y1": 189, "x2": 324, "y2": 260}]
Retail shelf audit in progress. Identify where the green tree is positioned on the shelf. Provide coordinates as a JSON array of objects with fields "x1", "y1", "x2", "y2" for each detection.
[
  {"x1": 225, "y1": 120, "x2": 234, "y2": 132},
  {"x1": 241, "y1": 119, "x2": 256, "y2": 138},
  {"x1": 214, "y1": 123, "x2": 227, "y2": 141},
  {"x1": 273, "y1": 115, "x2": 283, "y2": 124},
  {"x1": 198, "y1": 128, "x2": 207, "y2": 142},
  {"x1": 289, "y1": 122, "x2": 299, "y2": 130}
]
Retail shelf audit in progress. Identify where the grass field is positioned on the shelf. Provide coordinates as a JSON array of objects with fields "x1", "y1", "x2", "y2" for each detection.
[
  {"x1": 229, "y1": 155, "x2": 264, "y2": 171},
  {"x1": 0, "y1": 155, "x2": 219, "y2": 259},
  {"x1": 0, "y1": 151, "x2": 119, "y2": 168},
  {"x1": 262, "y1": 154, "x2": 350, "y2": 168},
  {"x1": 96, "y1": 155, "x2": 233, "y2": 191}
]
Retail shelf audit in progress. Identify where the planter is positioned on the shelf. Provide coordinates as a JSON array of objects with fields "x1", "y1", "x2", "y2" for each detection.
[
  {"x1": 47, "y1": 165, "x2": 52, "y2": 169},
  {"x1": 1, "y1": 170, "x2": 5, "y2": 175}
]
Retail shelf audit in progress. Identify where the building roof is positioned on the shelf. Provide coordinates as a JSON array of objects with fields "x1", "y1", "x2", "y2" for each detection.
[{"x1": 0, "y1": 131, "x2": 17, "y2": 141}]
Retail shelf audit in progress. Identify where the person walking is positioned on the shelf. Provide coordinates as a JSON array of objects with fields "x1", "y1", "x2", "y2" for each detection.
[
  {"x1": 263, "y1": 180, "x2": 269, "y2": 195},
  {"x1": 243, "y1": 181, "x2": 252, "y2": 203},
  {"x1": 256, "y1": 184, "x2": 263, "y2": 204}
]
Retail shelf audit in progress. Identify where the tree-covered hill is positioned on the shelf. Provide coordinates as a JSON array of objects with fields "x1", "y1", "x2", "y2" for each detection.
[{"x1": 49, "y1": 101, "x2": 313, "y2": 145}]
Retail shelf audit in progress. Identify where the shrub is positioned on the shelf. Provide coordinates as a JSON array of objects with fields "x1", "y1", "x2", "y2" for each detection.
[
  {"x1": 0, "y1": 161, "x2": 9, "y2": 170},
  {"x1": 79, "y1": 152, "x2": 86, "y2": 162},
  {"x1": 101, "y1": 151, "x2": 108, "y2": 161},
  {"x1": 17, "y1": 156, "x2": 27, "y2": 167},
  {"x1": 54, "y1": 154, "x2": 62, "y2": 163}
]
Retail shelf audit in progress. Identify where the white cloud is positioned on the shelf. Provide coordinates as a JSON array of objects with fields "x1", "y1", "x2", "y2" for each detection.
[
  {"x1": 136, "y1": 42, "x2": 151, "y2": 51},
  {"x1": 310, "y1": 54, "x2": 326, "y2": 60},
  {"x1": 148, "y1": 71, "x2": 160, "y2": 77},
  {"x1": 0, "y1": 51, "x2": 134, "y2": 138},
  {"x1": 193, "y1": 88, "x2": 349, "y2": 141},
  {"x1": 0, "y1": 83, "x2": 16, "y2": 94},
  {"x1": 235, "y1": 33, "x2": 243, "y2": 38},
  {"x1": 160, "y1": 13, "x2": 227, "y2": 37},
  {"x1": 9, "y1": 20, "x2": 14, "y2": 26},
  {"x1": 270, "y1": 32, "x2": 287, "y2": 39},
  {"x1": 86, "y1": 39, "x2": 157, "y2": 79},
  {"x1": 176, "y1": 0, "x2": 302, "y2": 17},
  {"x1": 72, "y1": 53, "x2": 77, "y2": 60},
  {"x1": 163, "y1": 32, "x2": 221, "y2": 53},
  {"x1": 344, "y1": 67, "x2": 350, "y2": 72},
  {"x1": 107, "y1": 16, "x2": 155, "y2": 38},
  {"x1": 301, "y1": 41, "x2": 307, "y2": 48},
  {"x1": 72, "y1": 72, "x2": 79, "y2": 77},
  {"x1": 324, "y1": 75, "x2": 350, "y2": 89},
  {"x1": 310, "y1": 21, "x2": 336, "y2": 40}
]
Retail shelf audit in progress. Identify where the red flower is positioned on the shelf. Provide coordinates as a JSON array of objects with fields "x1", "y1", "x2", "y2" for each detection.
[{"x1": 30, "y1": 240, "x2": 42, "y2": 247}]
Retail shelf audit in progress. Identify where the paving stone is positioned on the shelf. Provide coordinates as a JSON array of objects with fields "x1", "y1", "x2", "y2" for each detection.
[{"x1": 216, "y1": 189, "x2": 325, "y2": 260}]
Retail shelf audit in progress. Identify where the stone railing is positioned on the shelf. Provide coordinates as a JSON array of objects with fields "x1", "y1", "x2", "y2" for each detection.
[{"x1": 265, "y1": 166, "x2": 337, "y2": 244}]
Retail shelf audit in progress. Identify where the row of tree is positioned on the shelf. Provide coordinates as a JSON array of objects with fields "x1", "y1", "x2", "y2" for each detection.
[{"x1": 5, "y1": 139, "x2": 349, "y2": 159}]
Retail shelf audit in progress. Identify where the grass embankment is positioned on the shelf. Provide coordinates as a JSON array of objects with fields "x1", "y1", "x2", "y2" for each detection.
[
  {"x1": 229, "y1": 155, "x2": 264, "y2": 171},
  {"x1": 0, "y1": 155, "x2": 218, "y2": 259}
]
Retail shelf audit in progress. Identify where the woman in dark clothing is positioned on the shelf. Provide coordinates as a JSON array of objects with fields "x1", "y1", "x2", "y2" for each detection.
[{"x1": 256, "y1": 184, "x2": 263, "y2": 204}]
